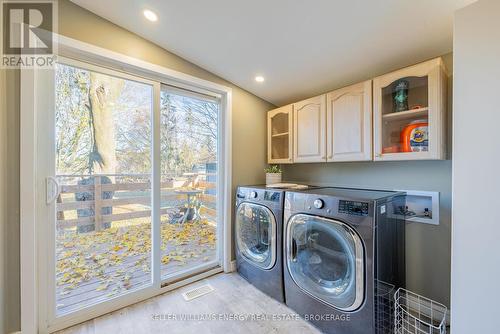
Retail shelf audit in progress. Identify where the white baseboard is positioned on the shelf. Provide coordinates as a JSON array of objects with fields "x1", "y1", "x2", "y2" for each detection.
[{"x1": 230, "y1": 260, "x2": 237, "y2": 272}]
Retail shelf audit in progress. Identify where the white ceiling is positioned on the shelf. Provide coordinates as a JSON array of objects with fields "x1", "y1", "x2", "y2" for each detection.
[{"x1": 71, "y1": 0, "x2": 474, "y2": 106}]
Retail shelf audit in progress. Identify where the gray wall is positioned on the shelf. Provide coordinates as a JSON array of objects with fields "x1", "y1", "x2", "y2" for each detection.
[
  {"x1": 0, "y1": 0, "x2": 274, "y2": 331},
  {"x1": 283, "y1": 54, "x2": 453, "y2": 307},
  {"x1": 0, "y1": 69, "x2": 6, "y2": 334},
  {"x1": 452, "y1": 0, "x2": 500, "y2": 332},
  {"x1": 283, "y1": 160, "x2": 451, "y2": 306}
]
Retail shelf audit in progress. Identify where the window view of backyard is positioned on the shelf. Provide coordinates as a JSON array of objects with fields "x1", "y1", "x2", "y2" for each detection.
[
  {"x1": 159, "y1": 85, "x2": 219, "y2": 279},
  {"x1": 55, "y1": 63, "x2": 218, "y2": 315}
]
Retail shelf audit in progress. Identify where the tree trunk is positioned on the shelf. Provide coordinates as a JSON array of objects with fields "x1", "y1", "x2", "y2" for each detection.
[
  {"x1": 82, "y1": 73, "x2": 123, "y2": 232},
  {"x1": 88, "y1": 72, "x2": 123, "y2": 174}
]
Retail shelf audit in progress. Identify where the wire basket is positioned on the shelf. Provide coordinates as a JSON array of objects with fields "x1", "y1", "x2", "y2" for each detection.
[
  {"x1": 394, "y1": 288, "x2": 448, "y2": 334},
  {"x1": 375, "y1": 280, "x2": 395, "y2": 334}
]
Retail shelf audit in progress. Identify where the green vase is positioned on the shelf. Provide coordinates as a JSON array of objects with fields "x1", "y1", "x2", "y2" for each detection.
[{"x1": 393, "y1": 79, "x2": 409, "y2": 112}]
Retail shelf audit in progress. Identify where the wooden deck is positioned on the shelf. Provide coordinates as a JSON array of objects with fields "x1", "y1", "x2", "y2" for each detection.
[
  {"x1": 56, "y1": 219, "x2": 216, "y2": 315},
  {"x1": 55, "y1": 172, "x2": 218, "y2": 315}
]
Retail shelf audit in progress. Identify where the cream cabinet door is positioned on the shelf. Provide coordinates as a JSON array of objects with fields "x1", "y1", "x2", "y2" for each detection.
[
  {"x1": 326, "y1": 81, "x2": 372, "y2": 162},
  {"x1": 293, "y1": 95, "x2": 326, "y2": 163},
  {"x1": 373, "y1": 57, "x2": 447, "y2": 161},
  {"x1": 268, "y1": 104, "x2": 293, "y2": 164}
]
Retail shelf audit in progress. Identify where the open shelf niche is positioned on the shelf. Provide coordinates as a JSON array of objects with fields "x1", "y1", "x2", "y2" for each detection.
[{"x1": 268, "y1": 105, "x2": 293, "y2": 163}]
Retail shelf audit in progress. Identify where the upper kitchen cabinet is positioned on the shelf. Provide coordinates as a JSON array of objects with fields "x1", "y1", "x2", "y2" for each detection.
[
  {"x1": 326, "y1": 80, "x2": 372, "y2": 162},
  {"x1": 268, "y1": 104, "x2": 293, "y2": 164},
  {"x1": 373, "y1": 57, "x2": 448, "y2": 161},
  {"x1": 293, "y1": 95, "x2": 327, "y2": 163}
]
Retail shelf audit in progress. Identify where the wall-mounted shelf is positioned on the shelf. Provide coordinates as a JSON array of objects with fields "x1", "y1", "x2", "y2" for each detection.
[
  {"x1": 382, "y1": 107, "x2": 428, "y2": 122},
  {"x1": 268, "y1": 105, "x2": 293, "y2": 164},
  {"x1": 395, "y1": 190, "x2": 440, "y2": 225}
]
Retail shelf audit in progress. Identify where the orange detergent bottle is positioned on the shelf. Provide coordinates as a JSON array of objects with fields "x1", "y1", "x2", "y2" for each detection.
[{"x1": 400, "y1": 120, "x2": 429, "y2": 152}]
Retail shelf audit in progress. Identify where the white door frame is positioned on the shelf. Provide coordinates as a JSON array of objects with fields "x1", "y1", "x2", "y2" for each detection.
[{"x1": 20, "y1": 35, "x2": 233, "y2": 333}]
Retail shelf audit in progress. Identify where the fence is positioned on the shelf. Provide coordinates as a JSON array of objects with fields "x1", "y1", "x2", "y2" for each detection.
[{"x1": 56, "y1": 172, "x2": 217, "y2": 232}]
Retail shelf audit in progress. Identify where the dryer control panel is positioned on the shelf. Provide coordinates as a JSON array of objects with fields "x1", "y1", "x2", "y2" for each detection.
[{"x1": 338, "y1": 200, "x2": 369, "y2": 216}]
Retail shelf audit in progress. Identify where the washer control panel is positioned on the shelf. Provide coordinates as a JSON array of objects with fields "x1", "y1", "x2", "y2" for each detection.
[
  {"x1": 338, "y1": 200, "x2": 369, "y2": 216},
  {"x1": 236, "y1": 188, "x2": 282, "y2": 206},
  {"x1": 264, "y1": 191, "x2": 281, "y2": 202}
]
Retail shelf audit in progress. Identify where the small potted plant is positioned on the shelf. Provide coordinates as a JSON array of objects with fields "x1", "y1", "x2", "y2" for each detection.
[{"x1": 265, "y1": 165, "x2": 282, "y2": 185}]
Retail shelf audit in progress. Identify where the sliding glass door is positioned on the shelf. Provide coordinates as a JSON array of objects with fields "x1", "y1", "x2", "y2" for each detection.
[
  {"x1": 160, "y1": 85, "x2": 220, "y2": 281},
  {"x1": 54, "y1": 62, "x2": 154, "y2": 315},
  {"x1": 40, "y1": 58, "x2": 224, "y2": 328}
]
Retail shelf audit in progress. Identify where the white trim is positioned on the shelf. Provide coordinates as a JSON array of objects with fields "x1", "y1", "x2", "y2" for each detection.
[
  {"x1": 20, "y1": 35, "x2": 233, "y2": 333},
  {"x1": 152, "y1": 81, "x2": 162, "y2": 291},
  {"x1": 20, "y1": 68, "x2": 38, "y2": 334},
  {"x1": 37, "y1": 67, "x2": 55, "y2": 333},
  {"x1": 161, "y1": 261, "x2": 220, "y2": 284},
  {"x1": 56, "y1": 35, "x2": 232, "y2": 96},
  {"x1": 222, "y1": 90, "x2": 233, "y2": 273},
  {"x1": 58, "y1": 56, "x2": 159, "y2": 86},
  {"x1": 230, "y1": 260, "x2": 237, "y2": 272},
  {"x1": 162, "y1": 83, "x2": 222, "y2": 102}
]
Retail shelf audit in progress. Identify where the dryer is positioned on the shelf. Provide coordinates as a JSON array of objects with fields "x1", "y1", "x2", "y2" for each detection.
[
  {"x1": 235, "y1": 185, "x2": 287, "y2": 302},
  {"x1": 283, "y1": 187, "x2": 406, "y2": 334}
]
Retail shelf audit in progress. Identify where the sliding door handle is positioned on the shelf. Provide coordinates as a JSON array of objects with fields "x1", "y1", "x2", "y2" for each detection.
[{"x1": 46, "y1": 176, "x2": 60, "y2": 205}]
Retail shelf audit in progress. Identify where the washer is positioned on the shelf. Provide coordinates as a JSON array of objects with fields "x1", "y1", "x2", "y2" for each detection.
[
  {"x1": 283, "y1": 187, "x2": 406, "y2": 334},
  {"x1": 235, "y1": 185, "x2": 286, "y2": 302}
]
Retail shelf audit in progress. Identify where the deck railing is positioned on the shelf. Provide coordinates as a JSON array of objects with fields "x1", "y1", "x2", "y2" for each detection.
[{"x1": 56, "y1": 172, "x2": 217, "y2": 231}]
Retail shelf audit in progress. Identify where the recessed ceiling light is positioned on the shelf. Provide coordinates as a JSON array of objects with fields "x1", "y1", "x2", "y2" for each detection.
[
  {"x1": 143, "y1": 9, "x2": 158, "y2": 22},
  {"x1": 255, "y1": 76, "x2": 265, "y2": 83}
]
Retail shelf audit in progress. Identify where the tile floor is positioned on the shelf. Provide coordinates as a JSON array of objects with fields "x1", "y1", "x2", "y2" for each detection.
[{"x1": 56, "y1": 272, "x2": 321, "y2": 334}]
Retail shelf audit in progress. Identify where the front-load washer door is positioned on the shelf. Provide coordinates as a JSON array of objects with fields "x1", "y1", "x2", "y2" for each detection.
[
  {"x1": 286, "y1": 214, "x2": 365, "y2": 311},
  {"x1": 236, "y1": 202, "x2": 276, "y2": 270}
]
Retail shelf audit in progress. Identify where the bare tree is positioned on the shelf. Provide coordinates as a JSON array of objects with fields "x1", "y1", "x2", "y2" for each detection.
[{"x1": 88, "y1": 72, "x2": 124, "y2": 174}]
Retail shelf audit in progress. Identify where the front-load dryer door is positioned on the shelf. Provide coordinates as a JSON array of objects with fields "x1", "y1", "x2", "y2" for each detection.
[
  {"x1": 286, "y1": 214, "x2": 365, "y2": 311},
  {"x1": 236, "y1": 203, "x2": 276, "y2": 270}
]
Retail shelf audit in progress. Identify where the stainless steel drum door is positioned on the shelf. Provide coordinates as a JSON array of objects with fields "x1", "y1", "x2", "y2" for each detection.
[
  {"x1": 286, "y1": 214, "x2": 365, "y2": 311},
  {"x1": 236, "y1": 203, "x2": 276, "y2": 270}
]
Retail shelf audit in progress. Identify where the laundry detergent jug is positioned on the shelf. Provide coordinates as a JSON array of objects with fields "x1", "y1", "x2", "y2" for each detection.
[{"x1": 400, "y1": 120, "x2": 428, "y2": 152}]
